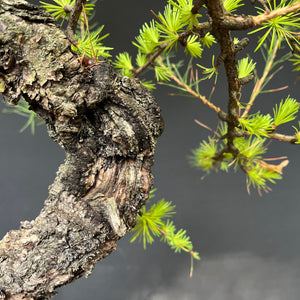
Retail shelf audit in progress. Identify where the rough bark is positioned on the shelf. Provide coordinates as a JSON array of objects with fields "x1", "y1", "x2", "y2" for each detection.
[{"x1": 0, "y1": 0, "x2": 164, "y2": 299}]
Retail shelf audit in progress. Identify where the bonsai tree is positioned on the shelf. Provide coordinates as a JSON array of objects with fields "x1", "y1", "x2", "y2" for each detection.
[{"x1": 0, "y1": 0, "x2": 300, "y2": 298}]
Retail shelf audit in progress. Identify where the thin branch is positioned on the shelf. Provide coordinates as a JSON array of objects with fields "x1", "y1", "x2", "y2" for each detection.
[
  {"x1": 193, "y1": 21, "x2": 211, "y2": 34},
  {"x1": 194, "y1": 119, "x2": 213, "y2": 132},
  {"x1": 133, "y1": 26, "x2": 194, "y2": 78},
  {"x1": 156, "y1": 226, "x2": 197, "y2": 277},
  {"x1": 191, "y1": 0, "x2": 207, "y2": 15},
  {"x1": 206, "y1": 0, "x2": 241, "y2": 153},
  {"x1": 158, "y1": 57, "x2": 222, "y2": 114},
  {"x1": 254, "y1": 0, "x2": 270, "y2": 11},
  {"x1": 267, "y1": 132, "x2": 299, "y2": 143},
  {"x1": 66, "y1": 0, "x2": 86, "y2": 46},
  {"x1": 81, "y1": 3, "x2": 96, "y2": 59},
  {"x1": 241, "y1": 39, "x2": 280, "y2": 118},
  {"x1": 133, "y1": 46, "x2": 165, "y2": 77},
  {"x1": 219, "y1": 1, "x2": 300, "y2": 30},
  {"x1": 252, "y1": 1, "x2": 300, "y2": 26}
]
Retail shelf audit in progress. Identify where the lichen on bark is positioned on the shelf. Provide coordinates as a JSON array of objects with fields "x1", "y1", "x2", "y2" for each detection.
[{"x1": 0, "y1": 0, "x2": 163, "y2": 299}]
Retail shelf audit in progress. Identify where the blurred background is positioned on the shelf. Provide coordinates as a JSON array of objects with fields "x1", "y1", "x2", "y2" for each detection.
[{"x1": 1, "y1": 1, "x2": 300, "y2": 299}]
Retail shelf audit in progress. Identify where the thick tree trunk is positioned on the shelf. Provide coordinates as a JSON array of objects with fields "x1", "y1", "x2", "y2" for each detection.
[{"x1": 0, "y1": 0, "x2": 163, "y2": 299}]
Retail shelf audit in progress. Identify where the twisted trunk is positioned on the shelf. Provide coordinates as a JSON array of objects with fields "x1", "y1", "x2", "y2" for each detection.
[{"x1": 0, "y1": 0, "x2": 163, "y2": 298}]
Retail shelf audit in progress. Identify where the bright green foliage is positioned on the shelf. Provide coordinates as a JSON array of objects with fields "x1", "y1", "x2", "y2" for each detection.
[
  {"x1": 131, "y1": 191, "x2": 200, "y2": 265},
  {"x1": 2, "y1": 99, "x2": 43, "y2": 134},
  {"x1": 154, "y1": 65, "x2": 172, "y2": 81},
  {"x1": 216, "y1": 121, "x2": 228, "y2": 138},
  {"x1": 41, "y1": 0, "x2": 111, "y2": 58},
  {"x1": 159, "y1": 56, "x2": 202, "y2": 95},
  {"x1": 160, "y1": 220, "x2": 193, "y2": 253},
  {"x1": 132, "y1": 21, "x2": 160, "y2": 54},
  {"x1": 239, "y1": 112, "x2": 274, "y2": 137},
  {"x1": 112, "y1": 0, "x2": 207, "y2": 87},
  {"x1": 113, "y1": 52, "x2": 134, "y2": 77},
  {"x1": 130, "y1": 197, "x2": 175, "y2": 248},
  {"x1": 190, "y1": 117, "x2": 288, "y2": 193},
  {"x1": 169, "y1": 0, "x2": 201, "y2": 28},
  {"x1": 152, "y1": 55, "x2": 173, "y2": 82},
  {"x1": 240, "y1": 95, "x2": 299, "y2": 140},
  {"x1": 237, "y1": 57, "x2": 256, "y2": 78},
  {"x1": 184, "y1": 35, "x2": 203, "y2": 57},
  {"x1": 201, "y1": 33, "x2": 216, "y2": 48},
  {"x1": 40, "y1": 0, "x2": 94, "y2": 22},
  {"x1": 193, "y1": 123, "x2": 231, "y2": 172},
  {"x1": 249, "y1": 0, "x2": 300, "y2": 52},
  {"x1": 40, "y1": 0, "x2": 75, "y2": 20},
  {"x1": 190, "y1": 138, "x2": 218, "y2": 173},
  {"x1": 293, "y1": 121, "x2": 300, "y2": 143},
  {"x1": 197, "y1": 55, "x2": 218, "y2": 83},
  {"x1": 140, "y1": 80, "x2": 156, "y2": 91},
  {"x1": 290, "y1": 53, "x2": 300, "y2": 71},
  {"x1": 235, "y1": 136, "x2": 267, "y2": 160},
  {"x1": 273, "y1": 96, "x2": 299, "y2": 127},
  {"x1": 219, "y1": 154, "x2": 234, "y2": 172},
  {"x1": 233, "y1": 37, "x2": 240, "y2": 44},
  {"x1": 136, "y1": 52, "x2": 148, "y2": 67},
  {"x1": 71, "y1": 26, "x2": 112, "y2": 58},
  {"x1": 246, "y1": 163, "x2": 282, "y2": 193},
  {"x1": 223, "y1": 0, "x2": 244, "y2": 13},
  {"x1": 156, "y1": 5, "x2": 184, "y2": 51},
  {"x1": 153, "y1": 0, "x2": 202, "y2": 52},
  {"x1": 190, "y1": 132, "x2": 284, "y2": 193}
]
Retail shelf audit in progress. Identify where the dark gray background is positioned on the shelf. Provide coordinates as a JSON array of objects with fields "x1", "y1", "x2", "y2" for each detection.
[{"x1": 1, "y1": 1, "x2": 300, "y2": 299}]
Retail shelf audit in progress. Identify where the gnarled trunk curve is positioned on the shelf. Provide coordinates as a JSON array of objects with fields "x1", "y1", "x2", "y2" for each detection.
[{"x1": 0, "y1": 0, "x2": 163, "y2": 298}]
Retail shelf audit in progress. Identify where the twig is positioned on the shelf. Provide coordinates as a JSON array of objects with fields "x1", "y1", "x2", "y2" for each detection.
[
  {"x1": 267, "y1": 132, "x2": 299, "y2": 143},
  {"x1": 158, "y1": 56, "x2": 222, "y2": 114},
  {"x1": 218, "y1": 2, "x2": 300, "y2": 31},
  {"x1": 194, "y1": 119, "x2": 213, "y2": 132},
  {"x1": 133, "y1": 30, "x2": 192, "y2": 77},
  {"x1": 241, "y1": 39, "x2": 280, "y2": 118},
  {"x1": 66, "y1": 0, "x2": 86, "y2": 46},
  {"x1": 191, "y1": 0, "x2": 207, "y2": 15},
  {"x1": 81, "y1": 3, "x2": 96, "y2": 59},
  {"x1": 133, "y1": 9, "x2": 200, "y2": 78},
  {"x1": 156, "y1": 226, "x2": 198, "y2": 277},
  {"x1": 252, "y1": 1, "x2": 300, "y2": 26},
  {"x1": 133, "y1": 46, "x2": 165, "y2": 77}
]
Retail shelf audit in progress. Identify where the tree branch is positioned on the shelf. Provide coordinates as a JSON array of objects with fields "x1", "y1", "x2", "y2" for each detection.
[
  {"x1": 206, "y1": 0, "x2": 241, "y2": 153},
  {"x1": 216, "y1": 1, "x2": 300, "y2": 31},
  {"x1": 0, "y1": 0, "x2": 163, "y2": 299},
  {"x1": 66, "y1": 0, "x2": 85, "y2": 46},
  {"x1": 252, "y1": 1, "x2": 300, "y2": 26},
  {"x1": 267, "y1": 132, "x2": 299, "y2": 143}
]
